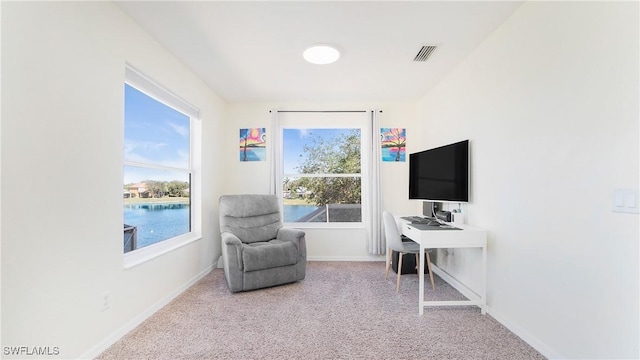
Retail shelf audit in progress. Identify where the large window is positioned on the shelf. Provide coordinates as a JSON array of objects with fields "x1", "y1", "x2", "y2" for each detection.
[
  {"x1": 278, "y1": 112, "x2": 370, "y2": 227},
  {"x1": 123, "y1": 66, "x2": 200, "y2": 262}
]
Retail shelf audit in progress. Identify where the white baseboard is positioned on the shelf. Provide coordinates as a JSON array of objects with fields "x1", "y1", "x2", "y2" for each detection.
[
  {"x1": 79, "y1": 264, "x2": 214, "y2": 359},
  {"x1": 431, "y1": 265, "x2": 560, "y2": 359},
  {"x1": 488, "y1": 308, "x2": 562, "y2": 360},
  {"x1": 217, "y1": 256, "x2": 386, "y2": 266},
  {"x1": 307, "y1": 256, "x2": 386, "y2": 261}
]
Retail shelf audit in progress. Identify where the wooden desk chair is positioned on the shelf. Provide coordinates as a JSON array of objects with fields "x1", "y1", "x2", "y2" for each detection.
[{"x1": 383, "y1": 211, "x2": 435, "y2": 292}]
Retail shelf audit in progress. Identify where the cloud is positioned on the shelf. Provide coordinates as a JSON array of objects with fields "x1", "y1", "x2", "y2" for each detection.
[
  {"x1": 298, "y1": 129, "x2": 311, "y2": 138},
  {"x1": 124, "y1": 140, "x2": 168, "y2": 163},
  {"x1": 166, "y1": 121, "x2": 189, "y2": 137}
]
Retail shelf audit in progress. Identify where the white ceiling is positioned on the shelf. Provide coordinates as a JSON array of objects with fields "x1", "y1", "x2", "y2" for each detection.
[{"x1": 116, "y1": 1, "x2": 523, "y2": 103}]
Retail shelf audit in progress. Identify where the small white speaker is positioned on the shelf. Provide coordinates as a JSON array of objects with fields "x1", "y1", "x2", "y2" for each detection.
[{"x1": 452, "y1": 212, "x2": 464, "y2": 225}]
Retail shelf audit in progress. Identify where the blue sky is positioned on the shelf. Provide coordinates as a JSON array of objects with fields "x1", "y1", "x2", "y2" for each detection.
[
  {"x1": 282, "y1": 128, "x2": 356, "y2": 174},
  {"x1": 124, "y1": 84, "x2": 190, "y2": 184}
]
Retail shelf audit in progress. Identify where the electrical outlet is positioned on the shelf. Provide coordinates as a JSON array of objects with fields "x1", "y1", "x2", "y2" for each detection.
[{"x1": 101, "y1": 292, "x2": 111, "y2": 312}]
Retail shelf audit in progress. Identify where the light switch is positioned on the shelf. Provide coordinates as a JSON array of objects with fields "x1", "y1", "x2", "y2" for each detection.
[
  {"x1": 625, "y1": 190, "x2": 636, "y2": 208},
  {"x1": 613, "y1": 188, "x2": 640, "y2": 214},
  {"x1": 614, "y1": 189, "x2": 625, "y2": 207}
]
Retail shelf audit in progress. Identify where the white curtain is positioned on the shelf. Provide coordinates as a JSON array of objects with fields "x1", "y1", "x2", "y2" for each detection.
[
  {"x1": 269, "y1": 109, "x2": 280, "y2": 196},
  {"x1": 367, "y1": 110, "x2": 385, "y2": 255}
]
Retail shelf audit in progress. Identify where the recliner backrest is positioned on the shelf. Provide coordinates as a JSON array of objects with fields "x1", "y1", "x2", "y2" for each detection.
[{"x1": 219, "y1": 194, "x2": 283, "y2": 243}]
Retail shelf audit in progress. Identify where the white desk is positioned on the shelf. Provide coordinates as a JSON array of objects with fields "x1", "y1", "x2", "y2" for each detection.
[{"x1": 398, "y1": 218, "x2": 488, "y2": 315}]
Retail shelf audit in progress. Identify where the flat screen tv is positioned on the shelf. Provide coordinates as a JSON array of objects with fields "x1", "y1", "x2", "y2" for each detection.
[{"x1": 409, "y1": 140, "x2": 469, "y2": 203}]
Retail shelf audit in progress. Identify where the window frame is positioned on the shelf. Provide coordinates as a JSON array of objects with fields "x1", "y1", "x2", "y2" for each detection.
[
  {"x1": 277, "y1": 111, "x2": 371, "y2": 229},
  {"x1": 123, "y1": 65, "x2": 202, "y2": 268}
]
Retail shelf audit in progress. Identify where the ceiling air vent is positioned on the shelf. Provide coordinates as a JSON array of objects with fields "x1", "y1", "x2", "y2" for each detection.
[{"x1": 413, "y1": 45, "x2": 438, "y2": 62}]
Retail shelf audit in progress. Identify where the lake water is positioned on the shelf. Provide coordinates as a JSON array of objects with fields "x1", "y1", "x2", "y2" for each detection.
[
  {"x1": 124, "y1": 203, "x2": 317, "y2": 250},
  {"x1": 124, "y1": 203, "x2": 190, "y2": 249},
  {"x1": 283, "y1": 204, "x2": 320, "y2": 222}
]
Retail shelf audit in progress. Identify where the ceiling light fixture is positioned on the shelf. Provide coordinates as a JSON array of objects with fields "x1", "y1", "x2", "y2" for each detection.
[{"x1": 303, "y1": 45, "x2": 340, "y2": 65}]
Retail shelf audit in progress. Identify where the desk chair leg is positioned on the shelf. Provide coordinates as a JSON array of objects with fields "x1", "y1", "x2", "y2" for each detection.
[
  {"x1": 426, "y1": 252, "x2": 435, "y2": 290},
  {"x1": 385, "y1": 248, "x2": 392, "y2": 280},
  {"x1": 415, "y1": 254, "x2": 420, "y2": 273},
  {"x1": 396, "y1": 253, "x2": 404, "y2": 293}
]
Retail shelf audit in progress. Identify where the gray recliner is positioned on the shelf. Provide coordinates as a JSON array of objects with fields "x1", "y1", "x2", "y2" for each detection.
[{"x1": 219, "y1": 194, "x2": 307, "y2": 292}]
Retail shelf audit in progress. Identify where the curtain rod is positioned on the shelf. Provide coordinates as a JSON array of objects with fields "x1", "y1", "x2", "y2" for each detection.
[{"x1": 269, "y1": 110, "x2": 382, "y2": 113}]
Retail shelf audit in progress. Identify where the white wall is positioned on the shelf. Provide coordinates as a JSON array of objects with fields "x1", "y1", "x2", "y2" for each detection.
[
  {"x1": 3, "y1": 2, "x2": 637, "y2": 359},
  {"x1": 417, "y1": 2, "x2": 639, "y2": 359},
  {"x1": 223, "y1": 102, "x2": 422, "y2": 260},
  {"x1": 1, "y1": 2, "x2": 225, "y2": 358}
]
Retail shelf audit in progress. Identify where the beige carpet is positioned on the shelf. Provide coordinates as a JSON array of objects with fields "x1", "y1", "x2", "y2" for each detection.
[{"x1": 98, "y1": 262, "x2": 545, "y2": 360}]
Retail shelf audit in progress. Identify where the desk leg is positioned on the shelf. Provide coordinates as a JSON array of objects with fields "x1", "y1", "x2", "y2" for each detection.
[
  {"x1": 419, "y1": 245, "x2": 425, "y2": 315},
  {"x1": 481, "y1": 244, "x2": 487, "y2": 314}
]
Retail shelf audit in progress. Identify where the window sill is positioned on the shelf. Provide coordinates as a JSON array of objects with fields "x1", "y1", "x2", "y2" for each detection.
[{"x1": 123, "y1": 232, "x2": 202, "y2": 269}]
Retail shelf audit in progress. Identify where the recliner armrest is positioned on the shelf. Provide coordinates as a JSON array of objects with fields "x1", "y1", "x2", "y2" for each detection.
[
  {"x1": 222, "y1": 232, "x2": 242, "y2": 245},
  {"x1": 222, "y1": 232, "x2": 243, "y2": 267},
  {"x1": 276, "y1": 227, "x2": 305, "y2": 243},
  {"x1": 276, "y1": 228, "x2": 307, "y2": 266}
]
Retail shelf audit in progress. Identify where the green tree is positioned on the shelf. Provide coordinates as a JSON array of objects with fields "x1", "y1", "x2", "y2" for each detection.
[
  {"x1": 144, "y1": 180, "x2": 166, "y2": 198},
  {"x1": 291, "y1": 130, "x2": 361, "y2": 206},
  {"x1": 167, "y1": 180, "x2": 189, "y2": 197}
]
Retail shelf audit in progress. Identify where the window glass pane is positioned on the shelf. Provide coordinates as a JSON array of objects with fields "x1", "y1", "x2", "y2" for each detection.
[
  {"x1": 123, "y1": 166, "x2": 190, "y2": 252},
  {"x1": 123, "y1": 83, "x2": 192, "y2": 253},
  {"x1": 124, "y1": 84, "x2": 190, "y2": 169},
  {"x1": 283, "y1": 128, "x2": 361, "y2": 175},
  {"x1": 282, "y1": 126, "x2": 363, "y2": 223},
  {"x1": 283, "y1": 177, "x2": 361, "y2": 223}
]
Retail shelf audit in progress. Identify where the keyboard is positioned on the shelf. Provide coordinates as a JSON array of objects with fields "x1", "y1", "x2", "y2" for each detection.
[
  {"x1": 410, "y1": 223, "x2": 461, "y2": 231},
  {"x1": 401, "y1": 216, "x2": 440, "y2": 225}
]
